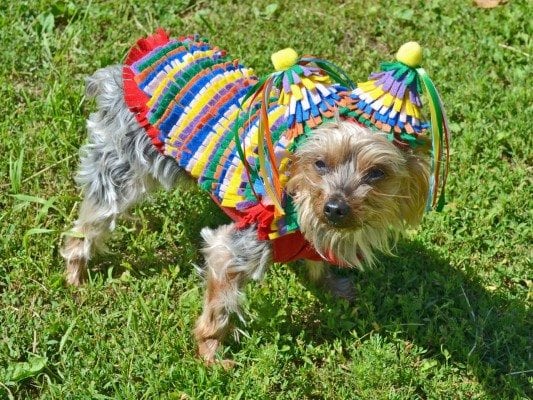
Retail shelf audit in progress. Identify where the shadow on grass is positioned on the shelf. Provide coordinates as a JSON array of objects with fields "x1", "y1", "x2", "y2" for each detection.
[
  {"x1": 253, "y1": 240, "x2": 531, "y2": 397},
  {"x1": 88, "y1": 190, "x2": 230, "y2": 282},
  {"x1": 86, "y1": 200, "x2": 530, "y2": 396}
]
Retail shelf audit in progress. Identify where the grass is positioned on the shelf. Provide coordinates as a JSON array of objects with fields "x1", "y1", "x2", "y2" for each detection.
[{"x1": 0, "y1": 0, "x2": 531, "y2": 398}]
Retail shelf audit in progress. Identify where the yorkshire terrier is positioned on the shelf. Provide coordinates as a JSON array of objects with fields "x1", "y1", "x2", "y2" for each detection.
[{"x1": 61, "y1": 31, "x2": 441, "y2": 366}]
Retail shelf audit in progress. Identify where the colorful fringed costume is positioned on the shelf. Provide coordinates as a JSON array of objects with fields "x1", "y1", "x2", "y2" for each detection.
[
  {"x1": 123, "y1": 30, "x2": 449, "y2": 264},
  {"x1": 351, "y1": 42, "x2": 450, "y2": 210}
]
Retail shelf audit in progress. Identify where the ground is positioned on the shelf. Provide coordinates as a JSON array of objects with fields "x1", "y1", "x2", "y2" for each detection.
[{"x1": 0, "y1": 0, "x2": 531, "y2": 399}]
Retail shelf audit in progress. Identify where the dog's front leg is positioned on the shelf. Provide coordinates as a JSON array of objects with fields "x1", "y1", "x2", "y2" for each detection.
[
  {"x1": 194, "y1": 224, "x2": 271, "y2": 366},
  {"x1": 305, "y1": 260, "x2": 356, "y2": 302}
]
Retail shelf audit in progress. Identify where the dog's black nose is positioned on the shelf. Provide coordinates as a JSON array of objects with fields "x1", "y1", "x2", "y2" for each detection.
[{"x1": 323, "y1": 199, "x2": 350, "y2": 223}]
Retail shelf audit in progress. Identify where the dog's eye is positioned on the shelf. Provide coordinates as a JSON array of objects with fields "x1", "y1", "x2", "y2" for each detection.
[
  {"x1": 364, "y1": 168, "x2": 385, "y2": 183},
  {"x1": 314, "y1": 160, "x2": 328, "y2": 174}
]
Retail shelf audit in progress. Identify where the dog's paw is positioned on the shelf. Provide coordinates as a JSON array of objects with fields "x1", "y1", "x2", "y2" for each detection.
[
  {"x1": 198, "y1": 338, "x2": 236, "y2": 370},
  {"x1": 218, "y1": 359, "x2": 237, "y2": 370},
  {"x1": 65, "y1": 258, "x2": 88, "y2": 286},
  {"x1": 61, "y1": 236, "x2": 89, "y2": 286},
  {"x1": 324, "y1": 274, "x2": 356, "y2": 302}
]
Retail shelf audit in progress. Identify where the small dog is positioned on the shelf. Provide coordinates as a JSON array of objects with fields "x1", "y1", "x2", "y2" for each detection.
[{"x1": 61, "y1": 31, "x2": 442, "y2": 365}]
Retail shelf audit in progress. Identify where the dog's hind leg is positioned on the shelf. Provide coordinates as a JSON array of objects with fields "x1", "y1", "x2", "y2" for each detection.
[
  {"x1": 61, "y1": 65, "x2": 180, "y2": 285},
  {"x1": 194, "y1": 225, "x2": 271, "y2": 366},
  {"x1": 61, "y1": 139, "x2": 151, "y2": 285}
]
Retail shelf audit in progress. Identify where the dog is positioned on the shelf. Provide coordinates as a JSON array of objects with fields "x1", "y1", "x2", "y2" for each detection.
[{"x1": 61, "y1": 30, "x2": 448, "y2": 366}]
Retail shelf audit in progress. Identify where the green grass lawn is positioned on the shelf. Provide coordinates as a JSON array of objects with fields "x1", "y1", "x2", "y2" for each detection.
[{"x1": 0, "y1": 0, "x2": 531, "y2": 398}]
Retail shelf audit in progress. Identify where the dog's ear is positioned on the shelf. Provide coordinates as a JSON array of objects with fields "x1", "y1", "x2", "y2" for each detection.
[
  {"x1": 399, "y1": 148, "x2": 430, "y2": 227},
  {"x1": 286, "y1": 155, "x2": 302, "y2": 197}
]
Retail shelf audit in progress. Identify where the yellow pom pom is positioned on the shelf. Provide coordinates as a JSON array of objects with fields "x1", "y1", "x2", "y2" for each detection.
[
  {"x1": 271, "y1": 48, "x2": 298, "y2": 71},
  {"x1": 396, "y1": 42, "x2": 423, "y2": 68}
]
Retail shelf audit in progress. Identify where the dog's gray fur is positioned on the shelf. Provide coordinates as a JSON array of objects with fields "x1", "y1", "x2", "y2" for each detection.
[{"x1": 61, "y1": 65, "x2": 183, "y2": 283}]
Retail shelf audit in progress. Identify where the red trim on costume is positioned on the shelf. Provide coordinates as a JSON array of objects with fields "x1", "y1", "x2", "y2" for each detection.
[
  {"x1": 272, "y1": 232, "x2": 331, "y2": 263},
  {"x1": 219, "y1": 204, "x2": 274, "y2": 241},
  {"x1": 123, "y1": 28, "x2": 171, "y2": 152},
  {"x1": 218, "y1": 203, "x2": 345, "y2": 265}
]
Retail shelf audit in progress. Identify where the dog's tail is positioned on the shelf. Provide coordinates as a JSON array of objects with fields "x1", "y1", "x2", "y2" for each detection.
[{"x1": 85, "y1": 65, "x2": 123, "y2": 103}]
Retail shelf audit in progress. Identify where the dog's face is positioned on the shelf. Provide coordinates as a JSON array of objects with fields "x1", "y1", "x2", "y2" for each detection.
[{"x1": 287, "y1": 121, "x2": 430, "y2": 266}]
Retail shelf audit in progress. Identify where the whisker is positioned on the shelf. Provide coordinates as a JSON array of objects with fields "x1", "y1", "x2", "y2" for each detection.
[{"x1": 371, "y1": 190, "x2": 410, "y2": 199}]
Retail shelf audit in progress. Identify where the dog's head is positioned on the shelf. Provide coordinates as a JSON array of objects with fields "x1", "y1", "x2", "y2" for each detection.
[{"x1": 287, "y1": 120, "x2": 430, "y2": 267}]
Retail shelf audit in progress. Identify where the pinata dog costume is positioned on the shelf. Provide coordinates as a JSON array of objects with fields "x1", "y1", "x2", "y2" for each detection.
[{"x1": 62, "y1": 29, "x2": 449, "y2": 365}]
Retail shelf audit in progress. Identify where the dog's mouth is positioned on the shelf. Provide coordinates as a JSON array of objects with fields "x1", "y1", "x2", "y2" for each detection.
[
  {"x1": 321, "y1": 213, "x2": 363, "y2": 230},
  {"x1": 328, "y1": 219, "x2": 363, "y2": 230}
]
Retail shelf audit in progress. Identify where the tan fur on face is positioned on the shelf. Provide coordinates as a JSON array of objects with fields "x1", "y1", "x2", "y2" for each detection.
[{"x1": 287, "y1": 121, "x2": 430, "y2": 268}]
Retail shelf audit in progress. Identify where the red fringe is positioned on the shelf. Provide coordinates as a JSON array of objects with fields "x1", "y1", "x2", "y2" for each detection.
[
  {"x1": 219, "y1": 202, "x2": 347, "y2": 265},
  {"x1": 122, "y1": 28, "x2": 171, "y2": 153},
  {"x1": 220, "y1": 203, "x2": 275, "y2": 241}
]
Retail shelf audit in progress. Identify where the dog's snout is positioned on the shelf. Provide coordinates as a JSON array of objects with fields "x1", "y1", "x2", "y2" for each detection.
[{"x1": 323, "y1": 198, "x2": 350, "y2": 223}]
